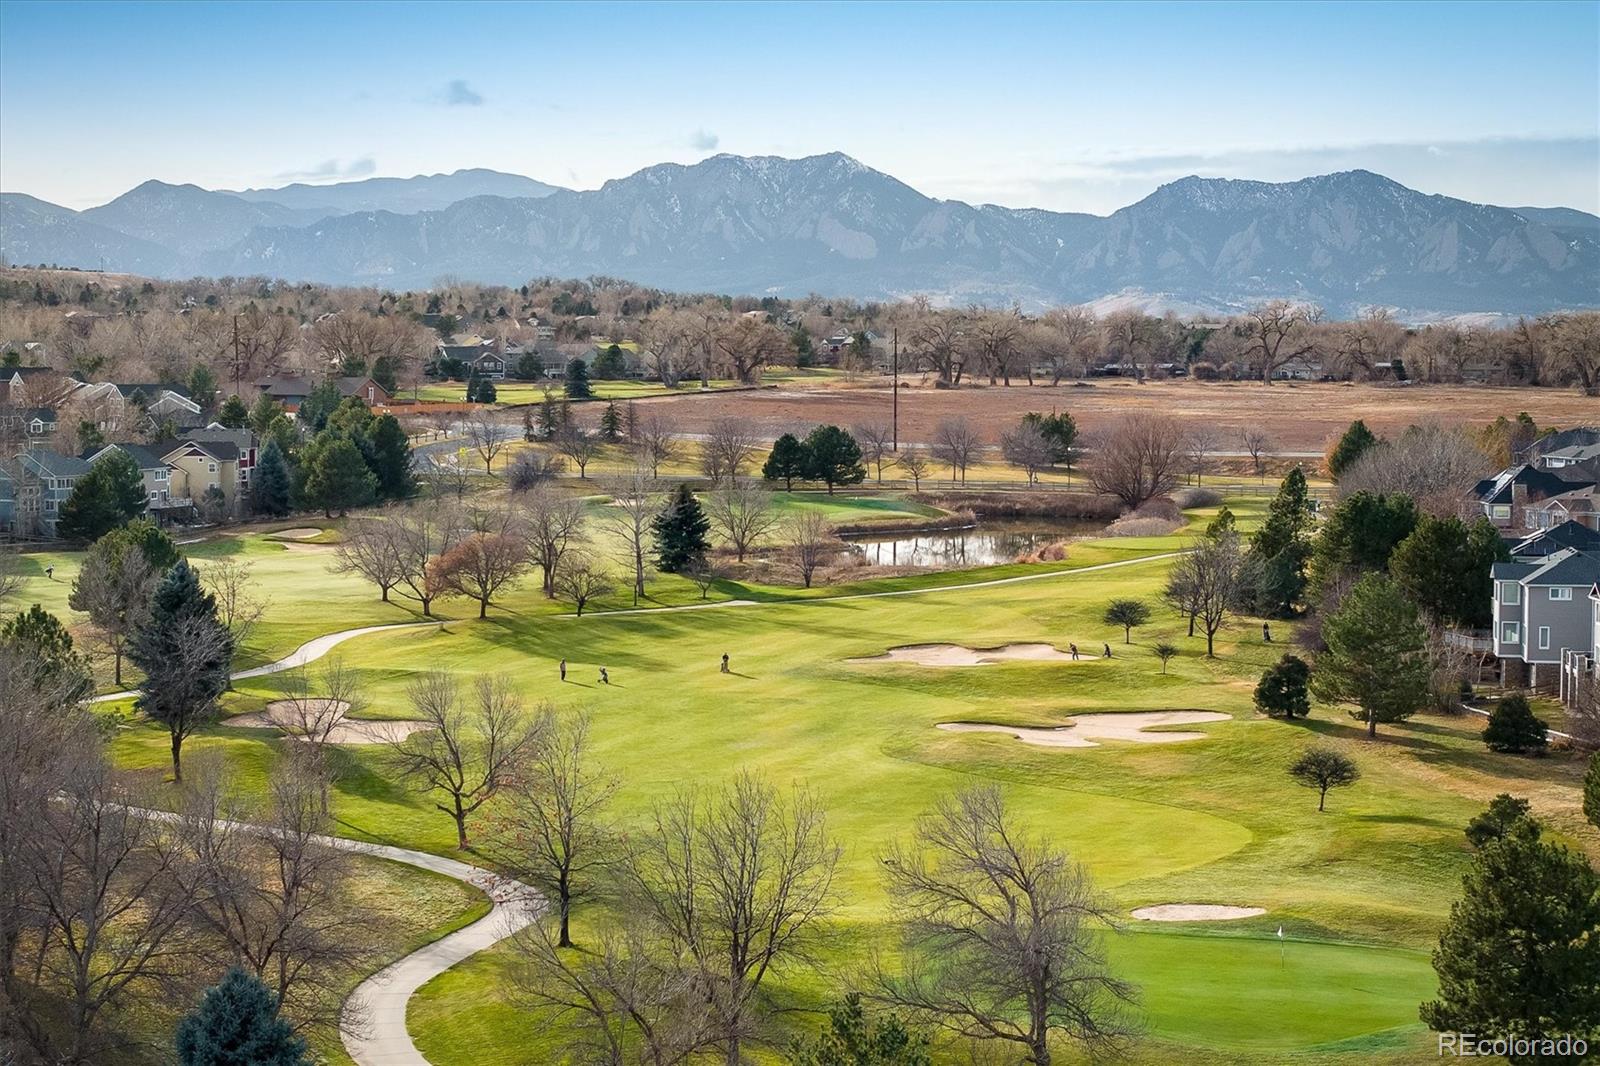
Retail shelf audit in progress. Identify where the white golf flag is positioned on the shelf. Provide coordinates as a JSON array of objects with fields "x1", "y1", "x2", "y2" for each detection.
[{"x1": 1277, "y1": 926, "x2": 1284, "y2": 939}]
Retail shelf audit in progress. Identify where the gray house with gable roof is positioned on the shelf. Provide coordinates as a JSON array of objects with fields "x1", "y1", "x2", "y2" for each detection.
[{"x1": 1491, "y1": 547, "x2": 1600, "y2": 690}]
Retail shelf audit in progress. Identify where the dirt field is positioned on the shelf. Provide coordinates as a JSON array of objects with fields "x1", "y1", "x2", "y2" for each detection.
[{"x1": 629, "y1": 378, "x2": 1598, "y2": 452}]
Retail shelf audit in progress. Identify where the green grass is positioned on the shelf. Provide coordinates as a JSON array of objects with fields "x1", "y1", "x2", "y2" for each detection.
[
  {"x1": 13, "y1": 493, "x2": 1591, "y2": 1064},
  {"x1": 412, "y1": 368, "x2": 845, "y2": 406}
]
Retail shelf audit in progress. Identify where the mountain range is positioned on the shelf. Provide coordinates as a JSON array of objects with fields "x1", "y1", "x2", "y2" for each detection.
[{"x1": 2, "y1": 156, "x2": 1596, "y2": 318}]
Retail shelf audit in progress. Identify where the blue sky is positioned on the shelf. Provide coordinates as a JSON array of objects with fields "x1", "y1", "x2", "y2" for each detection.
[{"x1": 2, "y1": 0, "x2": 1596, "y2": 213}]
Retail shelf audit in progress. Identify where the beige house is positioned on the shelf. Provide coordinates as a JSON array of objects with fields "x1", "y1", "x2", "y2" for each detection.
[{"x1": 160, "y1": 438, "x2": 243, "y2": 516}]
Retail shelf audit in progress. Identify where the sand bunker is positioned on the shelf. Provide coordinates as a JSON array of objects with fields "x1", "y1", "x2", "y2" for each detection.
[
  {"x1": 1132, "y1": 904, "x2": 1266, "y2": 922},
  {"x1": 848, "y1": 643, "x2": 1098, "y2": 666},
  {"x1": 224, "y1": 700, "x2": 432, "y2": 745},
  {"x1": 270, "y1": 527, "x2": 325, "y2": 540},
  {"x1": 937, "y1": 711, "x2": 1231, "y2": 748}
]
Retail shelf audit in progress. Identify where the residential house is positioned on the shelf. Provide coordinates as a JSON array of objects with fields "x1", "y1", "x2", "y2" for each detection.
[
  {"x1": 334, "y1": 377, "x2": 393, "y2": 407},
  {"x1": 464, "y1": 350, "x2": 506, "y2": 380},
  {"x1": 1468, "y1": 464, "x2": 1598, "y2": 531},
  {"x1": 1525, "y1": 487, "x2": 1600, "y2": 533},
  {"x1": 1490, "y1": 547, "x2": 1600, "y2": 690},
  {"x1": 111, "y1": 384, "x2": 201, "y2": 425},
  {"x1": 160, "y1": 438, "x2": 243, "y2": 518},
  {"x1": 1558, "y1": 582, "x2": 1600, "y2": 708},
  {"x1": 1541, "y1": 442, "x2": 1600, "y2": 469},
  {"x1": 255, "y1": 375, "x2": 315, "y2": 410},
  {"x1": 84, "y1": 442, "x2": 172, "y2": 508},
  {"x1": 436, "y1": 340, "x2": 503, "y2": 379},
  {"x1": 1509, "y1": 520, "x2": 1600, "y2": 561},
  {"x1": 181, "y1": 426, "x2": 257, "y2": 496},
  {"x1": 1514, "y1": 427, "x2": 1600, "y2": 467},
  {"x1": 10, "y1": 450, "x2": 92, "y2": 537},
  {"x1": 2, "y1": 366, "x2": 79, "y2": 408}
]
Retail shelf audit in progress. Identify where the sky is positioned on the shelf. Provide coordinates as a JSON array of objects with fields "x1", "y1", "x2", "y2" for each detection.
[{"x1": 1, "y1": 0, "x2": 1597, "y2": 214}]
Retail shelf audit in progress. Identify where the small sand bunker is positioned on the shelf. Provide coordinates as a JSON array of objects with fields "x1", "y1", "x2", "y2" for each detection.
[
  {"x1": 848, "y1": 643, "x2": 1098, "y2": 667},
  {"x1": 1132, "y1": 904, "x2": 1266, "y2": 922},
  {"x1": 225, "y1": 700, "x2": 432, "y2": 745},
  {"x1": 937, "y1": 710, "x2": 1231, "y2": 748},
  {"x1": 269, "y1": 527, "x2": 325, "y2": 540}
]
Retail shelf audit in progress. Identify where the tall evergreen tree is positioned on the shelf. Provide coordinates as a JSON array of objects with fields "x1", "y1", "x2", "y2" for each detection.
[
  {"x1": 563, "y1": 358, "x2": 593, "y2": 399},
  {"x1": 130, "y1": 559, "x2": 233, "y2": 781},
  {"x1": 1327, "y1": 419, "x2": 1379, "y2": 479},
  {"x1": 1311, "y1": 572, "x2": 1429, "y2": 738},
  {"x1": 253, "y1": 437, "x2": 292, "y2": 517},
  {"x1": 1, "y1": 605, "x2": 91, "y2": 697},
  {"x1": 55, "y1": 450, "x2": 148, "y2": 543},
  {"x1": 1422, "y1": 815, "x2": 1600, "y2": 1060},
  {"x1": 804, "y1": 425, "x2": 866, "y2": 494},
  {"x1": 248, "y1": 394, "x2": 283, "y2": 435},
  {"x1": 295, "y1": 436, "x2": 376, "y2": 517},
  {"x1": 763, "y1": 433, "x2": 810, "y2": 490},
  {"x1": 296, "y1": 381, "x2": 342, "y2": 433},
  {"x1": 1307, "y1": 491, "x2": 1419, "y2": 599},
  {"x1": 1249, "y1": 467, "x2": 1314, "y2": 616},
  {"x1": 216, "y1": 394, "x2": 250, "y2": 429},
  {"x1": 1391, "y1": 515, "x2": 1509, "y2": 629},
  {"x1": 175, "y1": 968, "x2": 310, "y2": 1066},
  {"x1": 367, "y1": 414, "x2": 414, "y2": 501},
  {"x1": 652, "y1": 483, "x2": 712, "y2": 573},
  {"x1": 599, "y1": 399, "x2": 623, "y2": 441}
]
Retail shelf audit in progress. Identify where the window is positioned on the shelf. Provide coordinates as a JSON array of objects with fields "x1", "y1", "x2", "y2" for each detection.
[
  {"x1": 1500, "y1": 582, "x2": 1521, "y2": 605},
  {"x1": 1492, "y1": 505, "x2": 1511, "y2": 520},
  {"x1": 208, "y1": 462, "x2": 216, "y2": 472},
  {"x1": 1501, "y1": 622, "x2": 1521, "y2": 643},
  {"x1": 1550, "y1": 587, "x2": 1573, "y2": 601},
  {"x1": 1538, "y1": 626, "x2": 1551, "y2": 650}
]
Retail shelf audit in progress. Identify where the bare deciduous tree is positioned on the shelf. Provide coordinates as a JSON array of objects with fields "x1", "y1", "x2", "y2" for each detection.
[
  {"x1": 490, "y1": 711, "x2": 618, "y2": 948},
  {"x1": 932, "y1": 418, "x2": 980, "y2": 486},
  {"x1": 1184, "y1": 425, "x2": 1220, "y2": 486},
  {"x1": 896, "y1": 448, "x2": 932, "y2": 490},
  {"x1": 875, "y1": 785, "x2": 1135, "y2": 1066},
  {"x1": 1334, "y1": 424, "x2": 1495, "y2": 516},
  {"x1": 853, "y1": 423, "x2": 894, "y2": 484},
  {"x1": 553, "y1": 421, "x2": 603, "y2": 479},
  {"x1": 428, "y1": 506, "x2": 531, "y2": 618},
  {"x1": 1087, "y1": 415, "x2": 1186, "y2": 509},
  {"x1": 1241, "y1": 429, "x2": 1271, "y2": 484},
  {"x1": 787, "y1": 510, "x2": 835, "y2": 589},
  {"x1": 625, "y1": 773, "x2": 838, "y2": 1065},
  {"x1": 462, "y1": 410, "x2": 510, "y2": 474},
  {"x1": 703, "y1": 483, "x2": 778, "y2": 562},
  {"x1": 68, "y1": 545, "x2": 155, "y2": 686},
  {"x1": 1000, "y1": 422, "x2": 1053, "y2": 486},
  {"x1": 970, "y1": 310, "x2": 1023, "y2": 386},
  {"x1": 556, "y1": 554, "x2": 613, "y2": 616},
  {"x1": 1169, "y1": 533, "x2": 1249, "y2": 657},
  {"x1": 0, "y1": 552, "x2": 24, "y2": 606},
  {"x1": 1240, "y1": 300, "x2": 1324, "y2": 385},
  {"x1": 714, "y1": 316, "x2": 786, "y2": 384},
  {"x1": 390, "y1": 505, "x2": 461, "y2": 617},
  {"x1": 630, "y1": 411, "x2": 681, "y2": 478},
  {"x1": 333, "y1": 517, "x2": 406, "y2": 602},
  {"x1": 699, "y1": 418, "x2": 761, "y2": 487},
  {"x1": 909, "y1": 314, "x2": 966, "y2": 386},
  {"x1": 388, "y1": 672, "x2": 541, "y2": 848},
  {"x1": 520, "y1": 485, "x2": 588, "y2": 597},
  {"x1": 603, "y1": 468, "x2": 659, "y2": 604}
]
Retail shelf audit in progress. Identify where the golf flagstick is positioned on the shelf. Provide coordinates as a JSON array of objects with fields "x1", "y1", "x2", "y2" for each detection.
[{"x1": 1278, "y1": 925, "x2": 1285, "y2": 969}]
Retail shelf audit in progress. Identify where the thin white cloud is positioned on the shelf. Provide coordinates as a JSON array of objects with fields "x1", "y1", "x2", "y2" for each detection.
[
  {"x1": 439, "y1": 79, "x2": 485, "y2": 107},
  {"x1": 690, "y1": 129, "x2": 720, "y2": 152},
  {"x1": 273, "y1": 156, "x2": 378, "y2": 183}
]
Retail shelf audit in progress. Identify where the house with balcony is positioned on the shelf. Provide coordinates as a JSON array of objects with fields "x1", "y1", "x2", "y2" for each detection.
[
  {"x1": 8, "y1": 450, "x2": 92, "y2": 537},
  {"x1": 160, "y1": 437, "x2": 243, "y2": 518},
  {"x1": 1491, "y1": 547, "x2": 1600, "y2": 690}
]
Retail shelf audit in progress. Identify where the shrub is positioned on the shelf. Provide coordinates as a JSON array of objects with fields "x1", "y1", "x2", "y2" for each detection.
[
  {"x1": 1190, "y1": 361, "x2": 1221, "y2": 381},
  {"x1": 1481, "y1": 693, "x2": 1549, "y2": 755},
  {"x1": 1255, "y1": 654, "x2": 1312, "y2": 718},
  {"x1": 1133, "y1": 498, "x2": 1183, "y2": 522},
  {"x1": 1104, "y1": 515, "x2": 1183, "y2": 537},
  {"x1": 1171, "y1": 487, "x2": 1222, "y2": 508}
]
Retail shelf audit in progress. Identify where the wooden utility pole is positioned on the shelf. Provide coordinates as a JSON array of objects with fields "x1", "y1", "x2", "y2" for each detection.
[
  {"x1": 231, "y1": 314, "x2": 242, "y2": 394},
  {"x1": 891, "y1": 327, "x2": 899, "y2": 450}
]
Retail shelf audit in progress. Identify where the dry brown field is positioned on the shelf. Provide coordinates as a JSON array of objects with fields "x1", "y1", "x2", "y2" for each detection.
[{"x1": 632, "y1": 378, "x2": 1598, "y2": 452}]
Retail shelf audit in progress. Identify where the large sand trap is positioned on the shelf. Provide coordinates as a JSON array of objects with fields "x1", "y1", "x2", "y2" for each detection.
[
  {"x1": 848, "y1": 643, "x2": 1098, "y2": 666},
  {"x1": 937, "y1": 710, "x2": 1231, "y2": 748},
  {"x1": 270, "y1": 527, "x2": 325, "y2": 540},
  {"x1": 225, "y1": 700, "x2": 432, "y2": 745},
  {"x1": 1132, "y1": 904, "x2": 1266, "y2": 922}
]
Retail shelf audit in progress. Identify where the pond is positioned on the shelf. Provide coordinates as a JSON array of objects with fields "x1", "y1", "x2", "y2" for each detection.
[{"x1": 840, "y1": 518, "x2": 1102, "y2": 569}]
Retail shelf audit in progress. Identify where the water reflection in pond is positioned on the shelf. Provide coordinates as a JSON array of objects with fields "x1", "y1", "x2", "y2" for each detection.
[{"x1": 841, "y1": 519, "x2": 1100, "y2": 569}]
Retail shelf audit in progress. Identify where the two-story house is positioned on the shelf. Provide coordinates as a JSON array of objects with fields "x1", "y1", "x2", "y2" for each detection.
[
  {"x1": 1491, "y1": 547, "x2": 1600, "y2": 690},
  {"x1": 84, "y1": 442, "x2": 172, "y2": 507},
  {"x1": 11, "y1": 450, "x2": 92, "y2": 537},
  {"x1": 181, "y1": 426, "x2": 257, "y2": 496},
  {"x1": 160, "y1": 437, "x2": 243, "y2": 518},
  {"x1": 1469, "y1": 465, "x2": 1596, "y2": 531}
]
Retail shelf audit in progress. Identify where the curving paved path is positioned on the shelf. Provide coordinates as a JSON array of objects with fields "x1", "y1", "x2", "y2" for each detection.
[
  {"x1": 336, "y1": 841, "x2": 540, "y2": 1066},
  {"x1": 91, "y1": 621, "x2": 441, "y2": 704}
]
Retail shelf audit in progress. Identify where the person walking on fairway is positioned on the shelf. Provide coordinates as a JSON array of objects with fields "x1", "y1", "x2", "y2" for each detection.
[
  {"x1": 44, "y1": 565, "x2": 54, "y2": 580},
  {"x1": 1263, "y1": 622, "x2": 1272, "y2": 642},
  {"x1": 1103, "y1": 643, "x2": 1112, "y2": 659},
  {"x1": 559, "y1": 659, "x2": 567, "y2": 682},
  {"x1": 599, "y1": 667, "x2": 609, "y2": 685},
  {"x1": 720, "y1": 653, "x2": 730, "y2": 674},
  {"x1": 1069, "y1": 643, "x2": 1079, "y2": 661}
]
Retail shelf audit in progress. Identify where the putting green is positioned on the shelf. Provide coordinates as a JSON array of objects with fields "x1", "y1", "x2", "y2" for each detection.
[{"x1": 1113, "y1": 930, "x2": 1434, "y2": 1049}]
